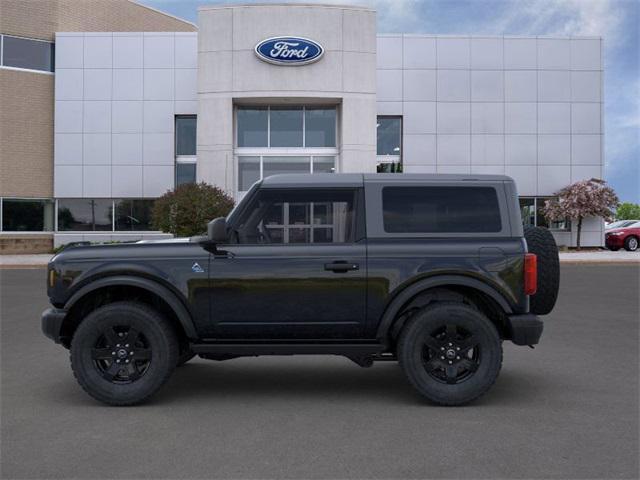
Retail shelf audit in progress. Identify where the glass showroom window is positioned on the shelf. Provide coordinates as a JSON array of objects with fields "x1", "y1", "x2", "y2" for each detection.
[
  {"x1": 0, "y1": 198, "x2": 54, "y2": 231},
  {"x1": 114, "y1": 199, "x2": 155, "y2": 231},
  {"x1": 1, "y1": 35, "x2": 54, "y2": 73},
  {"x1": 376, "y1": 116, "x2": 402, "y2": 173},
  {"x1": 57, "y1": 199, "x2": 113, "y2": 231},
  {"x1": 175, "y1": 115, "x2": 196, "y2": 186},
  {"x1": 236, "y1": 106, "x2": 338, "y2": 193},
  {"x1": 518, "y1": 197, "x2": 570, "y2": 230}
]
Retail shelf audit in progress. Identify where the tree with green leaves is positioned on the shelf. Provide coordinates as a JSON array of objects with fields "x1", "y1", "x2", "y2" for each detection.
[
  {"x1": 615, "y1": 202, "x2": 640, "y2": 220},
  {"x1": 151, "y1": 182, "x2": 235, "y2": 237}
]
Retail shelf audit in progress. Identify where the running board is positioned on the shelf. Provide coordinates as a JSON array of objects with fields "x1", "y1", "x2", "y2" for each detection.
[{"x1": 190, "y1": 342, "x2": 386, "y2": 357}]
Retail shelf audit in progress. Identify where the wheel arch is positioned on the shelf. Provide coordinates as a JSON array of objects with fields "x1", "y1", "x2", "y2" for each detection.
[
  {"x1": 376, "y1": 275, "x2": 513, "y2": 346},
  {"x1": 60, "y1": 276, "x2": 197, "y2": 347}
]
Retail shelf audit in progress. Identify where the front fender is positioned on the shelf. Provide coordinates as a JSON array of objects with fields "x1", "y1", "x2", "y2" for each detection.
[
  {"x1": 64, "y1": 275, "x2": 198, "y2": 339},
  {"x1": 375, "y1": 274, "x2": 513, "y2": 342}
]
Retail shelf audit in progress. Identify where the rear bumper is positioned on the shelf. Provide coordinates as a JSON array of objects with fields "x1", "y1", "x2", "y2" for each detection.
[
  {"x1": 41, "y1": 308, "x2": 67, "y2": 344},
  {"x1": 507, "y1": 313, "x2": 543, "y2": 346}
]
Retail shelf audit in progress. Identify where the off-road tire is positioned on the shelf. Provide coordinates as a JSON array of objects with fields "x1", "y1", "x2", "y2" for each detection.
[
  {"x1": 524, "y1": 226, "x2": 560, "y2": 315},
  {"x1": 70, "y1": 301, "x2": 179, "y2": 406},
  {"x1": 398, "y1": 302, "x2": 502, "y2": 406},
  {"x1": 624, "y1": 236, "x2": 638, "y2": 252}
]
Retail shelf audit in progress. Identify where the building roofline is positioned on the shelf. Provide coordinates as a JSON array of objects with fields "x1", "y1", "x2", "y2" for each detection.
[
  {"x1": 198, "y1": 3, "x2": 374, "y2": 12},
  {"x1": 129, "y1": 0, "x2": 198, "y2": 29}
]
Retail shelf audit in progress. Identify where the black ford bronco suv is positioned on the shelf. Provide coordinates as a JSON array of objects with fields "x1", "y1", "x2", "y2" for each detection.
[{"x1": 42, "y1": 174, "x2": 560, "y2": 406}]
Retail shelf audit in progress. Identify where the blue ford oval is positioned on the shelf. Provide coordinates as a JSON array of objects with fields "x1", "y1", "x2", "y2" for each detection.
[{"x1": 255, "y1": 37, "x2": 324, "y2": 66}]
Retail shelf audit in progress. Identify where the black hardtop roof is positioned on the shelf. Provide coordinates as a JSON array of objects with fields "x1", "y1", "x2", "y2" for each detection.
[{"x1": 260, "y1": 173, "x2": 513, "y2": 188}]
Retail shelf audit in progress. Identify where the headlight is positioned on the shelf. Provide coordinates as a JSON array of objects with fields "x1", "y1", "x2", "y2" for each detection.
[{"x1": 609, "y1": 231, "x2": 624, "y2": 236}]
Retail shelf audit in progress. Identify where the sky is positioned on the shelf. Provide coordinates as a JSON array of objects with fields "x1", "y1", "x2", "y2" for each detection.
[{"x1": 140, "y1": 0, "x2": 639, "y2": 203}]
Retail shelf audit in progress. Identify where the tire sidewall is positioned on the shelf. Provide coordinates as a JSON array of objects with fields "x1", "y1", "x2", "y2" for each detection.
[
  {"x1": 399, "y1": 303, "x2": 502, "y2": 405},
  {"x1": 71, "y1": 303, "x2": 177, "y2": 405},
  {"x1": 625, "y1": 236, "x2": 638, "y2": 251}
]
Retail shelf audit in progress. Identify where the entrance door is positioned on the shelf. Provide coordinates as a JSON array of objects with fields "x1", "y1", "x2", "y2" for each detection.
[{"x1": 201, "y1": 187, "x2": 366, "y2": 340}]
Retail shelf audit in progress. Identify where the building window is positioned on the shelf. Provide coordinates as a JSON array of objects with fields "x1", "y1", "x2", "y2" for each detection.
[
  {"x1": 235, "y1": 106, "x2": 338, "y2": 193},
  {"x1": 1, "y1": 198, "x2": 54, "y2": 232},
  {"x1": 236, "y1": 106, "x2": 337, "y2": 148},
  {"x1": 114, "y1": 199, "x2": 155, "y2": 231},
  {"x1": 376, "y1": 116, "x2": 402, "y2": 173},
  {"x1": 237, "y1": 156, "x2": 336, "y2": 192},
  {"x1": 1, "y1": 35, "x2": 54, "y2": 73},
  {"x1": 57, "y1": 199, "x2": 113, "y2": 231},
  {"x1": 175, "y1": 115, "x2": 196, "y2": 186},
  {"x1": 519, "y1": 197, "x2": 571, "y2": 231}
]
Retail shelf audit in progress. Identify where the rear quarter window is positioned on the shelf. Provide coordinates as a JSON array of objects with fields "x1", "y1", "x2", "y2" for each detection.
[{"x1": 382, "y1": 186, "x2": 502, "y2": 233}]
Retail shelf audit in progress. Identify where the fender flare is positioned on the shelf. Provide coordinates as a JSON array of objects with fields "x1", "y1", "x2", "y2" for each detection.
[
  {"x1": 375, "y1": 275, "x2": 513, "y2": 342},
  {"x1": 64, "y1": 275, "x2": 198, "y2": 339}
]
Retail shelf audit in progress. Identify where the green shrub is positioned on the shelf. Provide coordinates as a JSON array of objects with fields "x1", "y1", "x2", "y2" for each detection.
[
  {"x1": 616, "y1": 202, "x2": 640, "y2": 220},
  {"x1": 151, "y1": 183, "x2": 235, "y2": 237}
]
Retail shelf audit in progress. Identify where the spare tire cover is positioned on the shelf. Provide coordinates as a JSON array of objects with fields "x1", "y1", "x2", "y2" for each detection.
[{"x1": 524, "y1": 226, "x2": 560, "y2": 315}]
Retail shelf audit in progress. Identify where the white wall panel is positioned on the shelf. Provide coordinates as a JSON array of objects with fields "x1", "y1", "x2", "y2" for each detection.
[
  {"x1": 143, "y1": 133, "x2": 174, "y2": 165},
  {"x1": 571, "y1": 103, "x2": 601, "y2": 134},
  {"x1": 112, "y1": 166, "x2": 143, "y2": 197},
  {"x1": 437, "y1": 103, "x2": 470, "y2": 134},
  {"x1": 403, "y1": 70, "x2": 436, "y2": 101},
  {"x1": 83, "y1": 165, "x2": 111, "y2": 197},
  {"x1": 113, "y1": 35, "x2": 143, "y2": 68},
  {"x1": 537, "y1": 39, "x2": 570, "y2": 69},
  {"x1": 504, "y1": 38, "x2": 536, "y2": 69},
  {"x1": 505, "y1": 165, "x2": 536, "y2": 195},
  {"x1": 437, "y1": 70, "x2": 470, "y2": 101},
  {"x1": 471, "y1": 135, "x2": 504, "y2": 165},
  {"x1": 112, "y1": 101, "x2": 143, "y2": 133},
  {"x1": 436, "y1": 38, "x2": 470, "y2": 69},
  {"x1": 403, "y1": 134, "x2": 436, "y2": 165},
  {"x1": 471, "y1": 103, "x2": 503, "y2": 134},
  {"x1": 144, "y1": 69, "x2": 174, "y2": 100},
  {"x1": 403, "y1": 102, "x2": 436, "y2": 134},
  {"x1": 437, "y1": 135, "x2": 470, "y2": 164},
  {"x1": 571, "y1": 71, "x2": 601, "y2": 102},
  {"x1": 538, "y1": 103, "x2": 570, "y2": 134},
  {"x1": 143, "y1": 101, "x2": 174, "y2": 133},
  {"x1": 55, "y1": 35, "x2": 84, "y2": 69},
  {"x1": 112, "y1": 69, "x2": 143, "y2": 100},
  {"x1": 82, "y1": 133, "x2": 111, "y2": 165},
  {"x1": 505, "y1": 135, "x2": 536, "y2": 165},
  {"x1": 571, "y1": 39, "x2": 601, "y2": 70},
  {"x1": 538, "y1": 135, "x2": 570, "y2": 165},
  {"x1": 55, "y1": 101, "x2": 83, "y2": 133},
  {"x1": 55, "y1": 134, "x2": 83, "y2": 165},
  {"x1": 83, "y1": 101, "x2": 111, "y2": 133},
  {"x1": 538, "y1": 165, "x2": 571, "y2": 195},
  {"x1": 175, "y1": 35, "x2": 198, "y2": 68},
  {"x1": 83, "y1": 69, "x2": 112, "y2": 101},
  {"x1": 143, "y1": 35, "x2": 174, "y2": 68},
  {"x1": 55, "y1": 69, "x2": 83, "y2": 100},
  {"x1": 471, "y1": 70, "x2": 503, "y2": 101},
  {"x1": 470, "y1": 38, "x2": 503, "y2": 69},
  {"x1": 376, "y1": 70, "x2": 403, "y2": 101},
  {"x1": 84, "y1": 36, "x2": 112, "y2": 69},
  {"x1": 377, "y1": 36, "x2": 403, "y2": 69},
  {"x1": 538, "y1": 71, "x2": 570, "y2": 101},
  {"x1": 402, "y1": 36, "x2": 436, "y2": 69},
  {"x1": 505, "y1": 71, "x2": 536, "y2": 102},
  {"x1": 571, "y1": 135, "x2": 601, "y2": 165},
  {"x1": 112, "y1": 134, "x2": 143, "y2": 165},
  {"x1": 505, "y1": 103, "x2": 536, "y2": 134},
  {"x1": 143, "y1": 166, "x2": 174, "y2": 197}
]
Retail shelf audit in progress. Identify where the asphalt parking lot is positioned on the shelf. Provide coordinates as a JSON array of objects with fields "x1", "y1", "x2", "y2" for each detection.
[{"x1": 1, "y1": 265, "x2": 638, "y2": 479}]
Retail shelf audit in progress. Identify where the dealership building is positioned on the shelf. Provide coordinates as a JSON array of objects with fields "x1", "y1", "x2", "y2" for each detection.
[{"x1": 0, "y1": 1, "x2": 604, "y2": 251}]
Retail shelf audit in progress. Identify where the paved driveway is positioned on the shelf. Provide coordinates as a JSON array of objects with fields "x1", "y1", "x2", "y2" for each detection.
[{"x1": 1, "y1": 265, "x2": 638, "y2": 479}]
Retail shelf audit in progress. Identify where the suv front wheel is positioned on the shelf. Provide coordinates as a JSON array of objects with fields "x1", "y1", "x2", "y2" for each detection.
[
  {"x1": 70, "y1": 301, "x2": 179, "y2": 406},
  {"x1": 398, "y1": 301, "x2": 502, "y2": 406}
]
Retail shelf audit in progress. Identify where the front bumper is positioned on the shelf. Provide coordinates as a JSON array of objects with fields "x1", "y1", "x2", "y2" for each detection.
[
  {"x1": 507, "y1": 313, "x2": 543, "y2": 346},
  {"x1": 605, "y1": 235, "x2": 624, "y2": 248},
  {"x1": 41, "y1": 308, "x2": 67, "y2": 344}
]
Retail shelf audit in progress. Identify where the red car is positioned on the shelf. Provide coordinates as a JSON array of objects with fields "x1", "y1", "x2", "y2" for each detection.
[{"x1": 605, "y1": 222, "x2": 640, "y2": 251}]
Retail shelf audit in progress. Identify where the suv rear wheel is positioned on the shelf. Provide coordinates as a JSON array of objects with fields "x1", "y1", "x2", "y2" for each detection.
[
  {"x1": 398, "y1": 302, "x2": 502, "y2": 406},
  {"x1": 70, "y1": 301, "x2": 179, "y2": 406}
]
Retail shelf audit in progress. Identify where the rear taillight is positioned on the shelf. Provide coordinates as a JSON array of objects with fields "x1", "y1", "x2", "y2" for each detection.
[{"x1": 524, "y1": 253, "x2": 537, "y2": 295}]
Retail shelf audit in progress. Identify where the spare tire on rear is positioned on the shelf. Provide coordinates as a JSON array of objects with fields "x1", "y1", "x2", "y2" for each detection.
[{"x1": 524, "y1": 226, "x2": 560, "y2": 315}]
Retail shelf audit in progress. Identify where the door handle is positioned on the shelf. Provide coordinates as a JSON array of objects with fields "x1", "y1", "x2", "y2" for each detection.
[{"x1": 324, "y1": 261, "x2": 359, "y2": 273}]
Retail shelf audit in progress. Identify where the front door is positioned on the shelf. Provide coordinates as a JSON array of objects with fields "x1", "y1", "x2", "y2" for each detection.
[{"x1": 201, "y1": 187, "x2": 366, "y2": 339}]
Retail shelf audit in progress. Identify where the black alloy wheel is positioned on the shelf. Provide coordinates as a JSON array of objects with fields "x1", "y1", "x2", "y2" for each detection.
[
  {"x1": 422, "y1": 323, "x2": 480, "y2": 385},
  {"x1": 91, "y1": 326, "x2": 152, "y2": 383},
  {"x1": 70, "y1": 301, "x2": 178, "y2": 406},
  {"x1": 398, "y1": 301, "x2": 502, "y2": 406}
]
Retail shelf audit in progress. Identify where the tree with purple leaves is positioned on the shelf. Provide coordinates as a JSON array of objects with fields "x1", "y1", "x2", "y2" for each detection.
[{"x1": 543, "y1": 178, "x2": 619, "y2": 250}]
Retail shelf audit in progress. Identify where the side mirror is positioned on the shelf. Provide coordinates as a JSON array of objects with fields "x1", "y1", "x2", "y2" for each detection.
[{"x1": 207, "y1": 217, "x2": 228, "y2": 243}]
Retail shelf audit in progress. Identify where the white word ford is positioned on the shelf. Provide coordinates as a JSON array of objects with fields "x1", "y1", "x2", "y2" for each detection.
[{"x1": 270, "y1": 41, "x2": 310, "y2": 59}]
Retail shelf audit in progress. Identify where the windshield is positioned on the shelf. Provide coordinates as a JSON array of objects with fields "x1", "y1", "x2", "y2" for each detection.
[
  {"x1": 607, "y1": 220, "x2": 636, "y2": 229},
  {"x1": 227, "y1": 182, "x2": 260, "y2": 225}
]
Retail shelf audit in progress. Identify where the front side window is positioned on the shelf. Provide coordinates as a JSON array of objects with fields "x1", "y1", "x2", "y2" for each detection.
[
  {"x1": 114, "y1": 199, "x2": 155, "y2": 231},
  {"x1": 1, "y1": 198, "x2": 54, "y2": 231},
  {"x1": 1, "y1": 35, "x2": 54, "y2": 72},
  {"x1": 57, "y1": 199, "x2": 112, "y2": 231},
  {"x1": 383, "y1": 186, "x2": 502, "y2": 233},
  {"x1": 234, "y1": 189, "x2": 355, "y2": 245}
]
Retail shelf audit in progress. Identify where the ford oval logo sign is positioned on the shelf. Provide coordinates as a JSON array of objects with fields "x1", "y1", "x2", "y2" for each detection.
[{"x1": 255, "y1": 37, "x2": 324, "y2": 66}]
